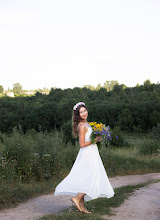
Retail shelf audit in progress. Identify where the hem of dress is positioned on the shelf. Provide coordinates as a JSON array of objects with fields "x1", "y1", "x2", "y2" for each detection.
[{"x1": 54, "y1": 191, "x2": 114, "y2": 201}]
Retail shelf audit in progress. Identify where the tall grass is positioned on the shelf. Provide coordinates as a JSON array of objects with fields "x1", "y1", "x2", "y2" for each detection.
[
  {"x1": 100, "y1": 148, "x2": 160, "y2": 176},
  {"x1": 0, "y1": 127, "x2": 160, "y2": 182},
  {"x1": 0, "y1": 127, "x2": 79, "y2": 183},
  {"x1": 138, "y1": 138, "x2": 160, "y2": 155},
  {"x1": 101, "y1": 133, "x2": 160, "y2": 176}
]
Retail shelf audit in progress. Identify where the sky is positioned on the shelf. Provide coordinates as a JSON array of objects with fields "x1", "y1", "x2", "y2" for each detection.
[{"x1": 0, "y1": 0, "x2": 160, "y2": 90}]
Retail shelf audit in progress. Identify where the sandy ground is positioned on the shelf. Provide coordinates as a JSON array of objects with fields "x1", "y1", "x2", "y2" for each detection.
[{"x1": 0, "y1": 173, "x2": 160, "y2": 220}]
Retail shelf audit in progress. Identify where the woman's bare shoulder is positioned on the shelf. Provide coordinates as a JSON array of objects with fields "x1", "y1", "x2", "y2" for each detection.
[
  {"x1": 78, "y1": 123, "x2": 88, "y2": 132},
  {"x1": 78, "y1": 123, "x2": 86, "y2": 129}
]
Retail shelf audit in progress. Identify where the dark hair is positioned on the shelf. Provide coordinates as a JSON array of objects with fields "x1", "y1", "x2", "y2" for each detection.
[{"x1": 72, "y1": 103, "x2": 87, "y2": 138}]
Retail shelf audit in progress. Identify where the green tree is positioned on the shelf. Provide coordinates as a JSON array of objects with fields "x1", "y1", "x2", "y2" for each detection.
[
  {"x1": 103, "y1": 80, "x2": 119, "y2": 91},
  {"x1": 103, "y1": 81, "x2": 110, "y2": 91},
  {"x1": 96, "y1": 83, "x2": 102, "y2": 90},
  {"x1": 110, "y1": 80, "x2": 119, "y2": 90},
  {"x1": 83, "y1": 85, "x2": 95, "y2": 90},
  {"x1": 0, "y1": 85, "x2": 4, "y2": 93},
  {"x1": 116, "y1": 108, "x2": 134, "y2": 131},
  {"x1": 13, "y1": 83, "x2": 23, "y2": 95},
  {"x1": 144, "y1": 79, "x2": 151, "y2": 86},
  {"x1": 0, "y1": 81, "x2": 160, "y2": 136},
  {"x1": 149, "y1": 110, "x2": 160, "y2": 128}
]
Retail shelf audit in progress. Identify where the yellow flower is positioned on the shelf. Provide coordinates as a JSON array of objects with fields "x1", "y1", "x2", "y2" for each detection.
[{"x1": 89, "y1": 121, "x2": 106, "y2": 132}]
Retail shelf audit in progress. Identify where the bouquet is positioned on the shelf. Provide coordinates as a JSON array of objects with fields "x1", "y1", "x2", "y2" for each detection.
[{"x1": 89, "y1": 122, "x2": 112, "y2": 148}]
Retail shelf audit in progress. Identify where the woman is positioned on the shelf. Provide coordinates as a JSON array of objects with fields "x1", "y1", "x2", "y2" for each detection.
[{"x1": 54, "y1": 102, "x2": 114, "y2": 214}]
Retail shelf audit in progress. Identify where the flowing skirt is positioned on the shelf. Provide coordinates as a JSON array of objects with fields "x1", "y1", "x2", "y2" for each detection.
[{"x1": 54, "y1": 144, "x2": 114, "y2": 201}]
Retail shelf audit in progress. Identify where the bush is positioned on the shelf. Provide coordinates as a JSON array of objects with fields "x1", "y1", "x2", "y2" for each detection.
[
  {"x1": 139, "y1": 138, "x2": 160, "y2": 155},
  {"x1": 100, "y1": 148, "x2": 160, "y2": 176},
  {"x1": 1, "y1": 126, "x2": 159, "y2": 184},
  {"x1": 151, "y1": 123, "x2": 160, "y2": 139},
  {"x1": 0, "y1": 126, "x2": 80, "y2": 183},
  {"x1": 1, "y1": 127, "x2": 34, "y2": 182},
  {"x1": 61, "y1": 120, "x2": 76, "y2": 144},
  {"x1": 109, "y1": 126, "x2": 129, "y2": 148},
  {"x1": 33, "y1": 129, "x2": 70, "y2": 180},
  {"x1": 63, "y1": 141, "x2": 79, "y2": 169}
]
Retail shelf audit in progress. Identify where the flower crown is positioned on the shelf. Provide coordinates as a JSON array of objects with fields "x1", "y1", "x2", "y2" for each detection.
[{"x1": 73, "y1": 102, "x2": 85, "y2": 111}]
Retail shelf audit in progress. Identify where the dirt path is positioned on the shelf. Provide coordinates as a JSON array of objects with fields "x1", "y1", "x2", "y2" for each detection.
[
  {"x1": 0, "y1": 173, "x2": 160, "y2": 220},
  {"x1": 102, "y1": 181, "x2": 160, "y2": 220}
]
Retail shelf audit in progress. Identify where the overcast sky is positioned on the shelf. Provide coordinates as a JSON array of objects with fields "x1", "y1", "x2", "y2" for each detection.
[{"x1": 0, "y1": 0, "x2": 160, "y2": 90}]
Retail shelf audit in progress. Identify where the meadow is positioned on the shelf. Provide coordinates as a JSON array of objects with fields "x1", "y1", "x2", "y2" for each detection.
[{"x1": 0, "y1": 126, "x2": 159, "y2": 210}]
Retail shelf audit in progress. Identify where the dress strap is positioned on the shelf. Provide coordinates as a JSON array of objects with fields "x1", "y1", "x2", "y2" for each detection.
[{"x1": 77, "y1": 122, "x2": 90, "y2": 130}]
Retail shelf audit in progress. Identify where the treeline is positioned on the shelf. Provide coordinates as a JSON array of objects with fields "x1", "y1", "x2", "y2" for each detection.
[{"x1": 0, "y1": 81, "x2": 160, "y2": 139}]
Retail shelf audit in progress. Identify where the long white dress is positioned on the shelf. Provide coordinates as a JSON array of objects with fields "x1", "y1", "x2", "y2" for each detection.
[{"x1": 54, "y1": 123, "x2": 114, "y2": 201}]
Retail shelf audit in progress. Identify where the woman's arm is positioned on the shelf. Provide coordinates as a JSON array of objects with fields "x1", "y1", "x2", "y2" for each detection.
[{"x1": 78, "y1": 124, "x2": 92, "y2": 148}]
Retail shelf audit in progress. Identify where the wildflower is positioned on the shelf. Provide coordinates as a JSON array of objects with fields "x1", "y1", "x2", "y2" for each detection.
[{"x1": 89, "y1": 122, "x2": 112, "y2": 149}]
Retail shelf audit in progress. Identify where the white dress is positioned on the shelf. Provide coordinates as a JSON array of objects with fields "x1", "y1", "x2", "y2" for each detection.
[{"x1": 54, "y1": 123, "x2": 114, "y2": 201}]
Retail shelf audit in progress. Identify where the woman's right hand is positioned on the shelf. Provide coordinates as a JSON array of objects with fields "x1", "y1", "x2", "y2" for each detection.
[{"x1": 95, "y1": 136, "x2": 102, "y2": 143}]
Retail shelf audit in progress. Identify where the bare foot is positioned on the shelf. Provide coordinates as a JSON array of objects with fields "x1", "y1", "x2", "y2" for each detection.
[
  {"x1": 79, "y1": 198, "x2": 91, "y2": 214},
  {"x1": 71, "y1": 197, "x2": 83, "y2": 212},
  {"x1": 81, "y1": 206, "x2": 92, "y2": 214}
]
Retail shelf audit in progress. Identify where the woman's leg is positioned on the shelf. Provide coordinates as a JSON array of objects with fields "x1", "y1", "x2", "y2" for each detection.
[
  {"x1": 80, "y1": 196, "x2": 92, "y2": 214},
  {"x1": 72, "y1": 193, "x2": 91, "y2": 214},
  {"x1": 72, "y1": 193, "x2": 85, "y2": 212}
]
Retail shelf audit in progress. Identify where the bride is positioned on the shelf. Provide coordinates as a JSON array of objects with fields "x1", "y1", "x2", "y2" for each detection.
[{"x1": 54, "y1": 102, "x2": 114, "y2": 214}]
